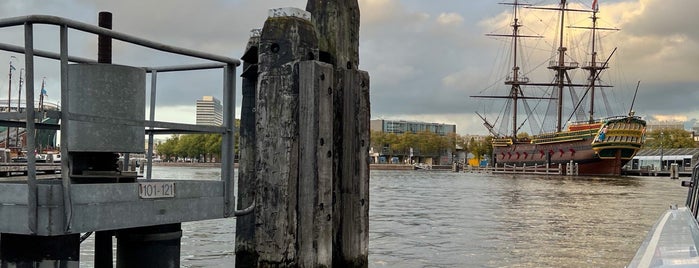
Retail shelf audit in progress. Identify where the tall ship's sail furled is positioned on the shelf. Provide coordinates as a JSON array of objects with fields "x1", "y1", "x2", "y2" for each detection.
[{"x1": 472, "y1": 0, "x2": 646, "y2": 176}]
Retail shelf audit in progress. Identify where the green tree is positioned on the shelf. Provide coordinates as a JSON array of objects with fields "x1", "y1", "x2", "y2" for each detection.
[
  {"x1": 152, "y1": 119, "x2": 240, "y2": 163},
  {"x1": 643, "y1": 129, "x2": 696, "y2": 149},
  {"x1": 450, "y1": 132, "x2": 467, "y2": 151},
  {"x1": 423, "y1": 131, "x2": 443, "y2": 156},
  {"x1": 157, "y1": 134, "x2": 179, "y2": 161},
  {"x1": 384, "y1": 133, "x2": 399, "y2": 155},
  {"x1": 471, "y1": 136, "x2": 493, "y2": 162},
  {"x1": 204, "y1": 134, "x2": 222, "y2": 162},
  {"x1": 370, "y1": 130, "x2": 387, "y2": 153}
]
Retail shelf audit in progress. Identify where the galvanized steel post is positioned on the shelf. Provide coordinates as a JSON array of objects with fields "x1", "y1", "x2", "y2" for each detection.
[
  {"x1": 146, "y1": 70, "x2": 157, "y2": 180},
  {"x1": 24, "y1": 22, "x2": 37, "y2": 235},
  {"x1": 222, "y1": 64, "x2": 236, "y2": 217},
  {"x1": 59, "y1": 24, "x2": 72, "y2": 232}
]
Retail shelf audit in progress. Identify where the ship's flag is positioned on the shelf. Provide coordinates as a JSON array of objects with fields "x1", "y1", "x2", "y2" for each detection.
[
  {"x1": 41, "y1": 88, "x2": 47, "y2": 96},
  {"x1": 9, "y1": 63, "x2": 15, "y2": 71},
  {"x1": 592, "y1": 0, "x2": 599, "y2": 11}
]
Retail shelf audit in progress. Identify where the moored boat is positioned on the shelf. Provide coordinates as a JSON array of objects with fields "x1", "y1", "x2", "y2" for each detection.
[
  {"x1": 628, "y1": 164, "x2": 699, "y2": 266},
  {"x1": 472, "y1": 0, "x2": 646, "y2": 176},
  {"x1": 492, "y1": 116, "x2": 645, "y2": 176}
]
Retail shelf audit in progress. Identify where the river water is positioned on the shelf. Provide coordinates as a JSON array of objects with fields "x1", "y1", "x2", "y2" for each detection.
[{"x1": 78, "y1": 167, "x2": 687, "y2": 267}]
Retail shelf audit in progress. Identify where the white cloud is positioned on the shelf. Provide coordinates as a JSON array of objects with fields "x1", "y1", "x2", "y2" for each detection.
[{"x1": 436, "y1": 13, "x2": 463, "y2": 26}]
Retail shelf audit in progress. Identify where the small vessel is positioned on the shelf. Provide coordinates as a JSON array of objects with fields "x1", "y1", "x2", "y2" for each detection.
[
  {"x1": 472, "y1": 0, "x2": 646, "y2": 176},
  {"x1": 628, "y1": 165, "x2": 699, "y2": 266},
  {"x1": 412, "y1": 163, "x2": 431, "y2": 170}
]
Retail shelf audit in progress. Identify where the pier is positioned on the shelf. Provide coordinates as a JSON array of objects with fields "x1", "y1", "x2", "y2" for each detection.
[
  {"x1": 460, "y1": 162, "x2": 580, "y2": 176},
  {"x1": 0, "y1": 12, "x2": 243, "y2": 267}
]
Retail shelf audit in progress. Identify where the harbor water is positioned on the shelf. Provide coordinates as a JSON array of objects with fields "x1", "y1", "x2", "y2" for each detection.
[{"x1": 79, "y1": 166, "x2": 686, "y2": 267}]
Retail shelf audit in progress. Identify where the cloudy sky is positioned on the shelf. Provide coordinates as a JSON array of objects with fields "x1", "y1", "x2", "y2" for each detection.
[{"x1": 0, "y1": 0, "x2": 697, "y2": 135}]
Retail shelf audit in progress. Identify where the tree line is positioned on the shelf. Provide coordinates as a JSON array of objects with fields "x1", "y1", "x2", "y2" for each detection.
[
  {"x1": 156, "y1": 121, "x2": 240, "y2": 162},
  {"x1": 642, "y1": 128, "x2": 696, "y2": 149},
  {"x1": 369, "y1": 130, "x2": 493, "y2": 161},
  {"x1": 154, "y1": 126, "x2": 695, "y2": 163},
  {"x1": 156, "y1": 134, "x2": 227, "y2": 162}
]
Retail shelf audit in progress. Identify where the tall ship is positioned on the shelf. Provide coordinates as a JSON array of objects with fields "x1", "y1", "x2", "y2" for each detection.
[{"x1": 472, "y1": 0, "x2": 646, "y2": 176}]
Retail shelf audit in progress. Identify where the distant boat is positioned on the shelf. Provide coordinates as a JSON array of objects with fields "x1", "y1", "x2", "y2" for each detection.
[
  {"x1": 471, "y1": 0, "x2": 646, "y2": 176},
  {"x1": 413, "y1": 163, "x2": 431, "y2": 170}
]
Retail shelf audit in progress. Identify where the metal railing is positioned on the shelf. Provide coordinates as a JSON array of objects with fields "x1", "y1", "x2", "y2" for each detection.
[{"x1": 0, "y1": 14, "x2": 242, "y2": 234}]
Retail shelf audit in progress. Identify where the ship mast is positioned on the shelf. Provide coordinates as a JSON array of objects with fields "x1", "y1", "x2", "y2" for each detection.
[
  {"x1": 548, "y1": 0, "x2": 578, "y2": 132},
  {"x1": 528, "y1": 0, "x2": 602, "y2": 131},
  {"x1": 575, "y1": 2, "x2": 618, "y2": 122},
  {"x1": 473, "y1": 0, "x2": 543, "y2": 138},
  {"x1": 506, "y1": 0, "x2": 525, "y2": 138},
  {"x1": 589, "y1": 10, "x2": 598, "y2": 122}
]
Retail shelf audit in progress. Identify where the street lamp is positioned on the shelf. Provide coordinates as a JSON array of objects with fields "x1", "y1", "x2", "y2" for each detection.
[{"x1": 660, "y1": 131, "x2": 664, "y2": 171}]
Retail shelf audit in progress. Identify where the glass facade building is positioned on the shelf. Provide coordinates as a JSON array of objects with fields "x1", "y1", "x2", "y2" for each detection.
[{"x1": 370, "y1": 119, "x2": 456, "y2": 136}]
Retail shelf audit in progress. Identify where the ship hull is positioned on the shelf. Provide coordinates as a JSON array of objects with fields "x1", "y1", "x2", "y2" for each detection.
[
  {"x1": 492, "y1": 139, "x2": 628, "y2": 176},
  {"x1": 491, "y1": 117, "x2": 646, "y2": 176}
]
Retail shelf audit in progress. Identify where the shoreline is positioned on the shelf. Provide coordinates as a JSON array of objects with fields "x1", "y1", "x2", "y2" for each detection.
[
  {"x1": 151, "y1": 162, "x2": 453, "y2": 171},
  {"x1": 151, "y1": 162, "x2": 224, "y2": 168}
]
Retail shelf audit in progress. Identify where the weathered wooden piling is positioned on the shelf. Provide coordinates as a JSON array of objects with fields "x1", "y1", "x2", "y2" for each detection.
[
  {"x1": 306, "y1": 0, "x2": 360, "y2": 69},
  {"x1": 306, "y1": 1, "x2": 369, "y2": 266},
  {"x1": 297, "y1": 60, "x2": 334, "y2": 267},
  {"x1": 236, "y1": 2, "x2": 369, "y2": 266},
  {"x1": 236, "y1": 31, "x2": 260, "y2": 267},
  {"x1": 254, "y1": 8, "x2": 320, "y2": 266}
]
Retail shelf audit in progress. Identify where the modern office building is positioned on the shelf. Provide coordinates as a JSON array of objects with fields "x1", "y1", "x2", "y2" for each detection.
[
  {"x1": 370, "y1": 119, "x2": 456, "y2": 136},
  {"x1": 196, "y1": 96, "x2": 223, "y2": 126}
]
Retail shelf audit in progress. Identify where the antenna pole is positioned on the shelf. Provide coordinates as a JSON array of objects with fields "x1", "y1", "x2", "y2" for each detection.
[
  {"x1": 16, "y1": 68, "x2": 23, "y2": 147},
  {"x1": 629, "y1": 81, "x2": 640, "y2": 116},
  {"x1": 6, "y1": 56, "x2": 16, "y2": 149}
]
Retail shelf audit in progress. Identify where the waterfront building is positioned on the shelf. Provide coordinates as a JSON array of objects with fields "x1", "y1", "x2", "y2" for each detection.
[
  {"x1": 370, "y1": 119, "x2": 457, "y2": 165},
  {"x1": 196, "y1": 96, "x2": 223, "y2": 126},
  {"x1": 370, "y1": 119, "x2": 456, "y2": 136},
  {"x1": 624, "y1": 148, "x2": 699, "y2": 172},
  {"x1": 646, "y1": 120, "x2": 684, "y2": 132}
]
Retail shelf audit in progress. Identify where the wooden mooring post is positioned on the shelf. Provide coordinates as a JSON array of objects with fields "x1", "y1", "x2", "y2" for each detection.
[{"x1": 236, "y1": 2, "x2": 369, "y2": 267}]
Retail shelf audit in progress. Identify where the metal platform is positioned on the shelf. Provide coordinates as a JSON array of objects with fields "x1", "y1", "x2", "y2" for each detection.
[
  {"x1": 0, "y1": 14, "x2": 243, "y2": 239},
  {"x1": 0, "y1": 179, "x2": 225, "y2": 236}
]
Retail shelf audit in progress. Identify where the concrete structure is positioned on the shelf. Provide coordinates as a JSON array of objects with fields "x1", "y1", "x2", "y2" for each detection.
[
  {"x1": 370, "y1": 119, "x2": 456, "y2": 136},
  {"x1": 195, "y1": 96, "x2": 223, "y2": 126}
]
